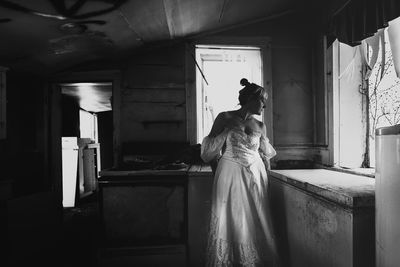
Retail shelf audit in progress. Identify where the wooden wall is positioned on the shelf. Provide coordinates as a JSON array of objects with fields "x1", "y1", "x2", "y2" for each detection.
[
  {"x1": 120, "y1": 44, "x2": 187, "y2": 143},
  {"x1": 0, "y1": 13, "x2": 321, "y2": 188},
  {"x1": 118, "y1": 13, "x2": 318, "y2": 143},
  {"x1": 114, "y1": 13, "x2": 323, "y2": 165}
]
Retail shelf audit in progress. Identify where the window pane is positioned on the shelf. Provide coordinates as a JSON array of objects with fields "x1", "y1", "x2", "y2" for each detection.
[
  {"x1": 196, "y1": 47, "x2": 262, "y2": 142},
  {"x1": 369, "y1": 29, "x2": 400, "y2": 167}
]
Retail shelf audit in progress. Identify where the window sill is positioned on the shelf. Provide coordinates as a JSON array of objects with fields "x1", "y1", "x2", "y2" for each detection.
[
  {"x1": 316, "y1": 164, "x2": 375, "y2": 178},
  {"x1": 269, "y1": 169, "x2": 375, "y2": 208}
]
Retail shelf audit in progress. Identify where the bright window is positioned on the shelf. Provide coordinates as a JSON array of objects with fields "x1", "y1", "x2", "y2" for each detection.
[
  {"x1": 330, "y1": 26, "x2": 400, "y2": 174},
  {"x1": 367, "y1": 29, "x2": 400, "y2": 167},
  {"x1": 195, "y1": 45, "x2": 262, "y2": 143}
]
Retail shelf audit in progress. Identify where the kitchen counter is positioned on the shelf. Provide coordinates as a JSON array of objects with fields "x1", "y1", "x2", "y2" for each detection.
[
  {"x1": 99, "y1": 164, "x2": 376, "y2": 267},
  {"x1": 181, "y1": 166, "x2": 376, "y2": 208},
  {"x1": 99, "y1": 164, "x2": 211, "y2": 178},
  {"x1": 99, "y1": 167, "x2": 190, "y2": 177}
]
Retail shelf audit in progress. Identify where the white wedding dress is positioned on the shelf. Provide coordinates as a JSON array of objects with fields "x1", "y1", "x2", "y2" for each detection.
[{"x1": 201, "y1": 125, "x2": 278, "y2": 267}]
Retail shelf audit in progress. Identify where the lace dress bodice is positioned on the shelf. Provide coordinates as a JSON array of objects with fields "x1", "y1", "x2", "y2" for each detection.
[
  {"x1": 201, "y1": 127, "x2": 276, "y2": 167},
  {"x1": 223, "y1": 127, "x2": 262, "y2": 166}
]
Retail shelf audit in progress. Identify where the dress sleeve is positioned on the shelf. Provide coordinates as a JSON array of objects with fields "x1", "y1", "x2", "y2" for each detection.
[
  {"x1": 259, "y1": 135, "x2": 276, "y2": 160},
  {"x1": 200, "y1": 129, "x2": 229, "y2": 163}
]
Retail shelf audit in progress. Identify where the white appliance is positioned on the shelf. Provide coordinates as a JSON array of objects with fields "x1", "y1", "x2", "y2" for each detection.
[
  {"x1": 375, "y1": 124, "x2": 400, "y2": 267},
  {"x1": 62, "y1": 137, "x2": 79, "y2": 208}
]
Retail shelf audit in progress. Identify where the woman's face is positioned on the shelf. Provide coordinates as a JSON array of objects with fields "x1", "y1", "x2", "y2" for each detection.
[{"x1": 248, "y1": 96, "x2": 266, "y2": 115}]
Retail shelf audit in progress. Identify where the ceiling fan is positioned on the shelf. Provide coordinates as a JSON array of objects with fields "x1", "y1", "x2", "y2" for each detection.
[{"x1": 0, "y1": 0, "x2": 127, "y2": 26}]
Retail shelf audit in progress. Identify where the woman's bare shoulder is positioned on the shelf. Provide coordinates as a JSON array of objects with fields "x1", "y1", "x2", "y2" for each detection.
[
  {"x1": 209, "y1": 111, "x2": 229, "y2": 137},
  {"x1": 216, "y1": 111, "x2": 236, "y2": 120},
  {"x1": 253, "y1": 118, "x2": 266, "y2": 134}
]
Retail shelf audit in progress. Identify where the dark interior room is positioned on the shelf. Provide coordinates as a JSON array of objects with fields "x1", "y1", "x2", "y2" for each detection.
[{"x1": 0, "y1": 0, "x2": 400, "y2": 266}]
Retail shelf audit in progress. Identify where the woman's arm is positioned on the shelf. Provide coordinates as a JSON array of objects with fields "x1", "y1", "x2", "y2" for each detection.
[
  {"x1": 258, "y1": 123, "x2": 276, "y2": 170},
  {"x1": 200, "y1": 112, "x2": 229, "y2": 162},
  {"x1": 206, "y1": 112, "x2": 228, "y2": 174},
  {"x1": 208, "y1": 112, "x2": 227, "y2": 137}
]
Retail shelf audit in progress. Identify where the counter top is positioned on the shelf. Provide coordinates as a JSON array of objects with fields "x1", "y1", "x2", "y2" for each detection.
[
  {"x1": 99, "y1": 168, "x2": 190, "y2": 177},
  {"x1": 99, "y1": 165, "x2": 375, "y2": 208},
  {"x1": 269, "y1": 169, "x2": 375, "y2": 208},
  {"x1": 99, "y1": 164, "x2": 213, "y2": 178}
]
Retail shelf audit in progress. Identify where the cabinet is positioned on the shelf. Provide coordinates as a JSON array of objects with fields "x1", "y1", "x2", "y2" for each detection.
[
  {"x1": 98, "y1": 170, "x2": 188, "y2": 266},
  {"x1": 269, "y1": 169, "x2": 375, "y2": 267},
  {"x1": 187, "y1": 165, "x2": 214, "y2": 267}
]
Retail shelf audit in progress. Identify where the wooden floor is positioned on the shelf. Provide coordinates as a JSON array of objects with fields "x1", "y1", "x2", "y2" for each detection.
[
  {"x1": 61, "y1": 195, "x2": 101, "y2": 267},
  {"x1": 98, "y1": 245, "x2": 187, "y2": 267}
]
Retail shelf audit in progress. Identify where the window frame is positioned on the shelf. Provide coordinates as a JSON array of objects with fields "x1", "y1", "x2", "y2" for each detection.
[
  {"x1": 323, "y1": 40, "x2": 377, "y2": 177},
  {"x1": 185, "y1": 37, "x2": 273, "y2": 145}
]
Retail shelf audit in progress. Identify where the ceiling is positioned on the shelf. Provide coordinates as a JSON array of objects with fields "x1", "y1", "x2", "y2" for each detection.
[
  {"x1": 0, "y1": 0, "x2": 327, "y2": 75},
  {"x1": 61, "y1": 82, "x2": 112, "y2": 113}
]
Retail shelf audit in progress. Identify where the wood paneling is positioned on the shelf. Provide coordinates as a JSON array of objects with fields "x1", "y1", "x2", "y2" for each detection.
[
  {"x1": 120, "y1": 99, "x2": 186, "y2": 140},
  {"x1": 272, "y1": 44, "x2": 314, "y2": 146},
  {"x1": 122, "y1": 88, "x2": 185, "y2": 103},
  {"x1": 122, "y1": 103, "x2": 185, "y2": 121},
  {"x1": 123, "y1": 65, "x2": 184, "y2": 89},
  {"x1": 120, "y1": 44, "x2": 187, "y2": 142}
]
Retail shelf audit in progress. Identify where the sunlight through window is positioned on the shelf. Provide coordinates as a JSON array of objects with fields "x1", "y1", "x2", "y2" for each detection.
[{"x1": 196, "y1": 46, "x2": 262, "y2": 142}]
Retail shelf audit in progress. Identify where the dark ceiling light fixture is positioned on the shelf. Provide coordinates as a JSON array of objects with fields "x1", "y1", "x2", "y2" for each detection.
[{"x1": 0, "y1": 0, "x2": 127, "y2": 20}]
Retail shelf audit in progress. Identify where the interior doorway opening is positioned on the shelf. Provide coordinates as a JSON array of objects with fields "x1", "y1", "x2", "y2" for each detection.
[
  {"x1": 195, "y1": 45, "x2": 263, "y2": 143},
  {"x1": 60, "y1": 82, "x2": 113, "y2": 207}
]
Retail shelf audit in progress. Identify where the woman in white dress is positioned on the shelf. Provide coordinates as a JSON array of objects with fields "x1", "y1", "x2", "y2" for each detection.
[{"x1": 201, "y1": 79, "x2": 279, "y2": 267}]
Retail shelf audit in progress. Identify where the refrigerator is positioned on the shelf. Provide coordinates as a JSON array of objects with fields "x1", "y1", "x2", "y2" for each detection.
[
  {"x1": 62, "y1": 137, "x2": 79, "y2": 208},
  {"x1": 375, "y1": 124, "x2": 400, "y2": 267}
]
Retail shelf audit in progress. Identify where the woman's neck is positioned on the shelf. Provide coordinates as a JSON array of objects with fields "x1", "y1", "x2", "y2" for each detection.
[{"x1": 236, "y1": 107, "x2": 252, "y2": 121}]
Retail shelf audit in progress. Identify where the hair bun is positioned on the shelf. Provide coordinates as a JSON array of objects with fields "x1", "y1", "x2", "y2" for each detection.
[{"x1": 240, "y1": 78, "x2": 250, "y2": 86}]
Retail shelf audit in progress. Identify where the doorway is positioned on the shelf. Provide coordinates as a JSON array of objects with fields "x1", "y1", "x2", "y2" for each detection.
[
  {"x1": 195, "y1": 45, "x2": 264, "y2": 143},
  {"x1": 60, "y1": 82, "x2": 113, "y2": 207}
]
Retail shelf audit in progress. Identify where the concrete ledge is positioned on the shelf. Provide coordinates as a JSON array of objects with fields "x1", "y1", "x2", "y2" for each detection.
[{"x1": 269, "y1": 169, "x2": 375, "y2": 208}]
